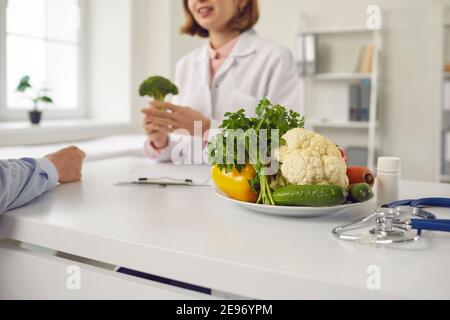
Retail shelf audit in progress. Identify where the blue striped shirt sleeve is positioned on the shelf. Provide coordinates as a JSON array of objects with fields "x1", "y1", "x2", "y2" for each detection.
[{"x1": 0, "y1": 158, "x2": 59, "y2": 215}]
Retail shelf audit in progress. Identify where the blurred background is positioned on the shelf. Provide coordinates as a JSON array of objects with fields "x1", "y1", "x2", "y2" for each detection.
[{"x1": 0, "y1": 0, "x2": 448, "y2": 183}]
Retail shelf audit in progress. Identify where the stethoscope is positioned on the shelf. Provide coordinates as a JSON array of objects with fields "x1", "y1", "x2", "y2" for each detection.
[{"x1": 332, "y1": 198, "x2": 450, "y2": 245}]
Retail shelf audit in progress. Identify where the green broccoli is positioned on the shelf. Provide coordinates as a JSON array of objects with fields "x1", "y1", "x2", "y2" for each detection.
[{"x1": 139, "y1": 76, "x2": 179, "y2": 101}]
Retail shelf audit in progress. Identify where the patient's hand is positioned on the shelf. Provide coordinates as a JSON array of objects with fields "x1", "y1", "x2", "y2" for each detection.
[{"x1": 46, "y1": 146, "x2": 86, "y2": 184}]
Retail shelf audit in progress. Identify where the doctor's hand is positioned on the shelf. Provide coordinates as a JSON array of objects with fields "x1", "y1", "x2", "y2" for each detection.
[
  {"x1": 142, "y1": 101, "x2": 211, "y2": 138},
  {"x1": 143, "y1": 123, "x2": 169, "y2": 150},
  {"x1": 142, "y1": 103, "x2": 170, "y2": 150}
]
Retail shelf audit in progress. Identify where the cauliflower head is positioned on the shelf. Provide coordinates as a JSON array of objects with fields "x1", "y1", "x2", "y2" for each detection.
[{"x1": 278, "y1": 128, "x2": 349, "y2": 190}]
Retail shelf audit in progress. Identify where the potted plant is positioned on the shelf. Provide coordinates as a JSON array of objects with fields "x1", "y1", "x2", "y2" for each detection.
[{"x1": 16, "y1": 75, "x2": 54, "y2": 125}]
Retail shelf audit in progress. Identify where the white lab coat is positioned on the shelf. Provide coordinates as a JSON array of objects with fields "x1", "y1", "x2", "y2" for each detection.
[{"x1": 146, "y1": 29, "x2": 301, "y2": 163}]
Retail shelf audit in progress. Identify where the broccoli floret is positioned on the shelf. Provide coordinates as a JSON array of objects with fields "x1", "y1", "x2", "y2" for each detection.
[{"x1": 139, "y1": 76, "x2": 179, "y2": 101}]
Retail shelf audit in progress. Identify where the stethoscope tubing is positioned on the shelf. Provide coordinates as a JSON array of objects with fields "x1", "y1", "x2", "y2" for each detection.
[
  {"x1": 411, "y1": 219, "x2": 450, "y2": 233},
  {"x1": 386, "y1": 197, "x2": 450, "y2": 209},
  {"x1": 386, "y1": 197, "x2": 450, "y2": 233}
]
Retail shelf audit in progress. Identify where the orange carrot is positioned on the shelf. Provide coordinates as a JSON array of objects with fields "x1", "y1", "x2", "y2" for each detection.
[{"x1": 347, "y1": 166, "x2": 375, "y2": 187}]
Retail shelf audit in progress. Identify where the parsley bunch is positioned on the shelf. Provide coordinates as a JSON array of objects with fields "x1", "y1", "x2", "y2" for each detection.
[{"x1": 208, "y1": 98, "x2": 305, "y2": 205}]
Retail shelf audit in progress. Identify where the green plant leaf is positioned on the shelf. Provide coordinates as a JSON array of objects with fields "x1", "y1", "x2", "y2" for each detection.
[
  {"x1": 38, "y1": 96, "x2": 53, "y2": 103},
  {"x1": 16, "y1": 75, "x2": 31, "y2": 92}
]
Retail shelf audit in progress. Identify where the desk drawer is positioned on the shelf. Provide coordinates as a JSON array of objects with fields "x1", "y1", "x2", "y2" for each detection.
[{"x1": 0, "y1": 243, "x2": 213, "y2": 300}]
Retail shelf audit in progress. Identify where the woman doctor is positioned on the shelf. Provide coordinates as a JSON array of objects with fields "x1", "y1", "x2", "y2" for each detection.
[{"x1": 142, "y1": 0, "x2": 300, "y2": 162}]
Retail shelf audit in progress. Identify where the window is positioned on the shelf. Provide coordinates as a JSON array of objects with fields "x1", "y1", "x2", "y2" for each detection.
[{"x1": 0, "y1": 0, "x2": 84, "y2": 120}]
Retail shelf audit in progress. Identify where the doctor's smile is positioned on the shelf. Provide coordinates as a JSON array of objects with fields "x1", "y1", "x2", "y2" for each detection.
[
  {"x1": 1, "y1": 0, "x2": 449, "y2": 305},
  {"x1": 193, "y1": 2, "x2": 215, "y2": 20}
]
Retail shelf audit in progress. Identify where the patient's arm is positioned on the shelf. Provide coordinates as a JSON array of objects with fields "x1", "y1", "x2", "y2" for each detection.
[{"x1": 0, "y1": 158, "x2": 59, "y2": 215}]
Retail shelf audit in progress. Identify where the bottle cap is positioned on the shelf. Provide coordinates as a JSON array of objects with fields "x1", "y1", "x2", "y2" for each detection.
[{"x1": 377, "y1": 157, "x2": 401, "y2": 173}]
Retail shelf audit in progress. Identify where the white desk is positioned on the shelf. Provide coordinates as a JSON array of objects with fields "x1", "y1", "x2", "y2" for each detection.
[{"x1": 1, "y1": 157, "x2": 450, "y2": 299}]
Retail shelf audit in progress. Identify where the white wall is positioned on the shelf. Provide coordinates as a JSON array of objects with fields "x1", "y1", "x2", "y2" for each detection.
[
  {"x1": 87, "y1": 0, "x2": 132, "y2": 123},
  {"x1": 128, "y1": 0, "x2": 202, "y2": 129},
  {"x1": 169, "y1": 2, "x2": 204, "y2": 76}
]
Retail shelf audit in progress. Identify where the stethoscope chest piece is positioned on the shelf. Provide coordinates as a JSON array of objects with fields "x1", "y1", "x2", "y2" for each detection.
[
  {"x1": 369, "y1": 208, "x2": 417, "y2": 243},
  {"x1": 333, "y1": 207, "x2": 427, "y2": 245}
]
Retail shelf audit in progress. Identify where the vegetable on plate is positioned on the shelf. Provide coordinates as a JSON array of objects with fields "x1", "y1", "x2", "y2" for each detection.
[
  {"x1": 348, "y1": 183, "x2": 374, "y2": 203},
  {"x1": 346, "y1": 166, "x2": 375, "y2": 187},
  {"x1": 276, "y1": 128, "x2": 349, "y2": 191},
  {"x1": 208, "y1": 99, "x2": 304, "y2": 205},
  {"x1": 273, "y1": 185, "x2": 346, "y2": 207},
  {"x1": 209, "y1": 98, "x2": 373, "y2": 208},
  {"x1": 339, "y1": 148, "x2": 348, "y2": 164},
  {"x1": 211, "y1": 164, "x2": 258, "y2": 203}
]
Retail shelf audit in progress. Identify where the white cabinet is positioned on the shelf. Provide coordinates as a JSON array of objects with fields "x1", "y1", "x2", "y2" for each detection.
[{"x1": 0, "y1": 243, "x2": 213, "y2": 300}]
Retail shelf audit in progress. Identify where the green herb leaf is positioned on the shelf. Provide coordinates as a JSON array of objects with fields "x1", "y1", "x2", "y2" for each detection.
[{"x1": 208, "y1": 98, "x2": 305, "y2": 205}]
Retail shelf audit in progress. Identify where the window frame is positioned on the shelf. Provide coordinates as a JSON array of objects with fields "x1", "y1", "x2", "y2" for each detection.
[{"x1": 0, "y1": 0, "x2": 88, "y2": 121}]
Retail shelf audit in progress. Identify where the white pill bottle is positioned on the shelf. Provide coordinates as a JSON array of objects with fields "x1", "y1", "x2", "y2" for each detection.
[{"x1": 376, "y1": 157, "x2": 401, "y2": 206}]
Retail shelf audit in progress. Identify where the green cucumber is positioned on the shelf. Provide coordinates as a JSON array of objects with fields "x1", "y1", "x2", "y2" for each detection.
[
  {"x1": 349, "y1": 183, "x2": 374, "y2": 202},
  {"x1": 273, "y1": 185, "x2": 346, "y2": 207}
]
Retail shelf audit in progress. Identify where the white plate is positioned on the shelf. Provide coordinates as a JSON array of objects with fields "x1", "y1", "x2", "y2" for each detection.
[{"x1": 214, "y1": 189, "x2": 376, "y2": 218}]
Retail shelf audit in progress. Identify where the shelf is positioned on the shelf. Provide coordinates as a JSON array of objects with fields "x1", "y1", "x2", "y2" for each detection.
[
  {"x1": 302, "y1": 73, "x2": 372, "y2": 81},
  {"x1": 309, "y1": 120, "x2": 372, "y2": 129},
  {"x1": 298, "y1": 26, "x2": 374, "y2": 35},
  {"x1": 298, "y1": 19, "x2": 382, "y2": 170}
]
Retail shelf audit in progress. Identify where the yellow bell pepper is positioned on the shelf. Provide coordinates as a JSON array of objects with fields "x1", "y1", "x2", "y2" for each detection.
[{"x1": 211, "y1": 165, "x2": 258, "y2": 203}]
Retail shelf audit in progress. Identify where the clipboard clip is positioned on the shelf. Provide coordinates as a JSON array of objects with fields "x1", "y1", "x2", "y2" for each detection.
[{"x1": 115, "y1": 177, "x2": 194, "y2": 187}]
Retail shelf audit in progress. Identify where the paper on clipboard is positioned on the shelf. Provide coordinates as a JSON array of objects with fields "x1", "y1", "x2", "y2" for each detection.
[{"x1": 118, "y1": 163, "x2": 213, "y2": 186}]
